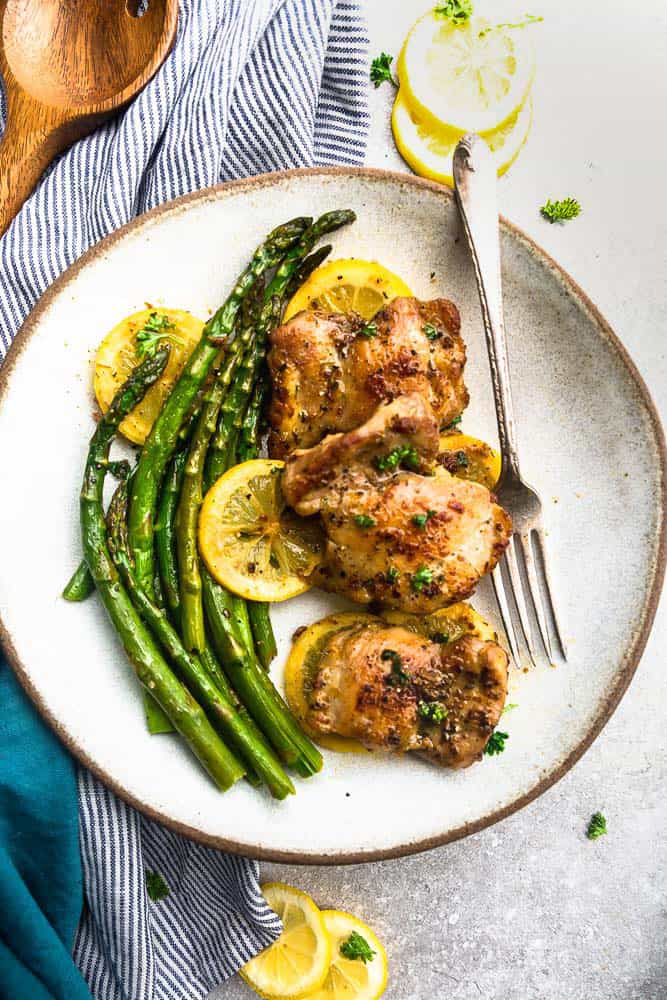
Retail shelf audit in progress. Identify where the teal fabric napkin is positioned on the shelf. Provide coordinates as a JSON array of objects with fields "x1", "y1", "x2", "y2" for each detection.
[{"x1": 0, "y1": 661, "x2": 90, "y2": 999}]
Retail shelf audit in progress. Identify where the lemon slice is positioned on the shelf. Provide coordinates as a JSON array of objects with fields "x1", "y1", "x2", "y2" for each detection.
[
  {"x1": 438, "y1": 431, "x2": 501, "y2": 490},
  {"x1": 94, "y1": 307, "x2": 204, "y2": 445},
  {"x1": 305, "y1": 910, "x2": 388, "y2": 1000},
  {"x1": 198, "y1": 459, "x2": 324, "y2": 602},
  {"x1": 285, "y1": 612, "x2": 377, "y2": 754},
  {"x1": 240, "y1": 883, "x2": 332, "y2": 999},
  {"x1": 392, "y1": 89, "x2": 532, "y2": 188},
  {"x1": 382, "y1": 601, "x2": 498, "y2": 644},
  {"x1": 398, "y1": 11, "x2": 534, "y2": 135},
  {"x1": 283, "y1": 259, "x2": 412, "y2": 322}
]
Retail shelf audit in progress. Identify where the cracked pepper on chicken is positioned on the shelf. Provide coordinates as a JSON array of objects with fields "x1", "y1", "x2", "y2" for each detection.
[{"x1": 282, "y1": 392, "x2": 512, "y2": 612}]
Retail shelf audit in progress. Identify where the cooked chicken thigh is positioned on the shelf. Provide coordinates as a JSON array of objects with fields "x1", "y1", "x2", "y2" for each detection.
[
  {"x1": 306, "y1": 623, "x2": 509, "y2": 768},
  {"x1": 282, "y1": 393, "x2": 511, "y2": 612},
  {"x1": 268, "y1": 296, "x2": 468, "y2": 458}
]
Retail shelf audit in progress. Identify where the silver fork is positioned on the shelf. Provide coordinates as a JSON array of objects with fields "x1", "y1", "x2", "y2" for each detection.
[{"x1": 452, "y1": 133, "x2": 567, "y2": 666}]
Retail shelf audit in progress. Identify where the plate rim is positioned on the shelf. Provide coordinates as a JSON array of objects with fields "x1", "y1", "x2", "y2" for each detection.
[{"x1": 0, "y1": 165, "x2": 665, "y2": 864}]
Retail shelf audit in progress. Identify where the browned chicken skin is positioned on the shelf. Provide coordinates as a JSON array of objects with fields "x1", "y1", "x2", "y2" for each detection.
[
  {"x1": 282, "y1": 394, "x2": 512, "y2": 612},
  {"x1": 268, "y1": 296, "x2": 468, "y2": 458},
  {"x1": 307, "y1": 624, "x2": 509, "y2": 768}
]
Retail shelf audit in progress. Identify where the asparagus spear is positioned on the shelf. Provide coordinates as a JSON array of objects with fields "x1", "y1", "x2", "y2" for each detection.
[
  {"x1": 201, "y1": 213, "x2": 355, "y2": 775},
  {"x1": 79, "y1": 346, "x2": 245, "y2": 791},
  {"x1": 128, "y1": 217, "x2": 312, "y2": 597},
  {"x1": 107, "y1": 479, "x2": 294, "y2": 800},
  {"x1": 62, "y1": 560, "x2": 95, "y2": 602}
]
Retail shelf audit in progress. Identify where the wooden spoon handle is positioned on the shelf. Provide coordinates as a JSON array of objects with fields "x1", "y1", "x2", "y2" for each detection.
[{"x1": 0, "y1": 111, "x2": 68, "y2": 238}]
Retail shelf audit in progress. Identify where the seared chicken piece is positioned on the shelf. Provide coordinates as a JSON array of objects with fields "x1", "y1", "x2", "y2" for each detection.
[
  {"x1": 307, "y1": 623, "x2": 509, "y2": 768},
  {"x1": 268, "y1": 296, "x2": 468, "y2": 457},
  {"x1": 282, "y1": 394, "x2": 511, "y2": 612}
]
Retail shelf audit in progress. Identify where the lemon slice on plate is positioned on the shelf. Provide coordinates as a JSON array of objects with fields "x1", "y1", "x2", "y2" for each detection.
[
  {"x1": 382, "y1": 601, "x2": 498, "y2": 645},
  {"x1": 240, "y1": 883, "x2": 332, "y2": 999},
  {"x1": 94, "y1": 307, "x2": 203, "y2": 445},
  {"x1": 392, "y1": 89, "x2": 532, "y2": 188},
  {"x1": 283, "y1": 259, "x2": 412, "y2": 322},
  {"x1": 306, "y1": 910, "x2": 388, "y2": 1000},
  {"x1": 284, "y1": 612, "x2": 377, "y2": 754},
  {"x1": 398, "y1": 11, "x2": 534, "y2": 135},
  {"x1": 438, "y1": 431, "x2": 502, "y2": 490},
  {"x1": 198, "y1": 459, "x2": 324, "y2": 602}
]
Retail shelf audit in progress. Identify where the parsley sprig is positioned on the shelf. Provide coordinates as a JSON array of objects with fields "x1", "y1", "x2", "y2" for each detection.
[
  {"x1": 340, "y1": 931, "x2": 376, "y2": 964},
  {"x1": 146, "y1": 870, "x2": 170, "y2": 901},
  {"x1": 540, "y1": 197, "x2": 582, "y2": 224},
  {"x1": 484, "y1": 730, "x2": 509, "y2": 756},
  {"x1": 586, "y1": 812, "x2": 607, "y2": 840},
  {"x1": 370, "y1": 52, "x2": 397, "y2": 89},
  {"x1": 434, "y1": 0, "x2": 473, "y2": 25},
  {"x1": 135, "y1": 311, "x2": 183, "y2": 360}
]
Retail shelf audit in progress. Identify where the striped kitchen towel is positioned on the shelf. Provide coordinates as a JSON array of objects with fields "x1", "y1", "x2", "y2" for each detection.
[{"x1": 0, "y1": 1, "x2": 369, "y2": 998}]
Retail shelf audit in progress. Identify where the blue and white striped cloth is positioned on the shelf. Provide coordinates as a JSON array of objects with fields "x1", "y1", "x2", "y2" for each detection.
[{"x1": 0, "y1": 1, "x2": 369, "y2": 996}]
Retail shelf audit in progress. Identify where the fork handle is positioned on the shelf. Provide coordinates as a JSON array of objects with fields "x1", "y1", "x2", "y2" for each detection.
[{"x1": 453, "y1": 133, "x2": 521, "y2": 482}]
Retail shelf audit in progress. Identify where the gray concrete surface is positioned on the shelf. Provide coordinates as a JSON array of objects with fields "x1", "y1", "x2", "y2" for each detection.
[{"x1": 216, "y1": 2, "x2": 667, "y2": 997}]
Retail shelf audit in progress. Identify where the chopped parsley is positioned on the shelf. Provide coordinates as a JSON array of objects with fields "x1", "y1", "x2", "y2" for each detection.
[
  {"x1": 423, "y1": 322, "x2": 441, "y2": 340},
  {"x1": 431, "y1": 631, "x2": 449, "y2": 644},
  {"x1": 484, "y1": 730, "x2": 509, "y2": 756},
  {"x1": 354, "y1": 514, "x2": 376, "y2": 529},
  {"x1": 386, "y1": 566, "x2": 399, "y2": 583},
  {"x1": 479, "y1": 14, "x2": 543, "y2": 38},
  {"x1": 434, "y1": 0, "x2": 473, "y2": 25},
  {"x1": 412, "y1": 509, "x2": 437, "y2": 530},
  {"x1": 135, "y1": 311, "x2": 182, "y2": 360},
  {"x1": 586, "y1": 812, "x2": 607, "y2": 841},
  {"x1": 146, "y1": 870, "x2": 170, "y2": 901},
  {"x1": 381, "y1": 649, "x2": 410, "y2": 687},
  {"x1": 443, "y1": 415, "x2": 462, "y2": 430},
  {"x1": 417, "y1": 700, "x2": 447, "y2": 724},
  {"x1": 340, "y1": 931, "x2": 376, "y2": 964},
  {"x1": 375, "y1": 444, "x2": 420, "y2": 473},
  {"x1": 369, "y1": 52, "x2": 397, "y2": 89},
  {"x1": 411, "y1": 565, "x2": 433, "y2": 592},
  {"x1": 502, "y1": 702, "x2": 518, "y2": 714},
  {"x1": 540, "y1": 197, "x2": 582, "y2": 224},
  {"x1": 359, "y1": 321, "x2": 378, "y2": 339}
]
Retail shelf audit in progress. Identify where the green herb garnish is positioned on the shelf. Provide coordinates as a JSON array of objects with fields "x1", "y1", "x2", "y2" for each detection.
[
  {"x1": 586, "y1": 812, "x2": 607, "y2": 841},
  {"x1": 431, "y1": 631, "x2": 449, "y2": 644},
  {"x1": 359, "y1": 322, "x2": 378, "y2": 339},
  {"x1": 135, "y1": 311, "x2": 182, "y2": 360},
  {"x1": 484, "y1": 730, "x2": 509, "y2": 756},
  {"x1": 412, "y1": 509, "x2": 437, "y2": 530},
  {"x1": 146, "y1": 870, "x2": 170, "y2": 901},
  {"x1": 355, "y1": 514, "x2": 376, "y2": 529},
  {"x1": 386, "y1": 566, "x2": 399, "y2": 583},
  {"x1": 417, "y1": 700, "x2": 447, "y2": 724},
  {"x1": 455, "y1": 450, "x2": 469, "y2": 469},
  {"x1": 503, "y1": 702, "x2": 518, "y2": 714},
  {"x1": 381, "y1": 649, "x2": 410, "y2": 687},
  {"x1": 479, "y1": 14, "x2": 543, "y2": 37},
  {"x1": 411, "y1": 565, "x2": 433, "y2": 592},
  {"x1": 434, "y1": 0, "x2": 473, "y2": 25},
  {"x1": 370, "y1": 52, "x2": 397, "y2": 89},
  {"x1": 423, "y1": 322, "x2": 441, "y2": 340},
  {"x1": 540, "y1": 197, "x2": 582, "y2": 224},
  {"x1": 443, "y1": 415, "x2": 462, "y2": 430},
  {"x1": 375, "y1": 445, "x2": 420, "y2": 473},
  {"x1": 340, "y1": 931, "x2": 376, "y2": 964}
]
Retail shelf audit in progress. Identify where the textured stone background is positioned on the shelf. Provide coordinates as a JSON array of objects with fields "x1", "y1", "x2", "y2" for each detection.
[{"x1": 218, "y1": 1, "x2": 667, "y2": 997}]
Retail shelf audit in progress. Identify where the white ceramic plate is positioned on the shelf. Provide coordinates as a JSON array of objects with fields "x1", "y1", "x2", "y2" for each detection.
[{"x1": 0, "y1": 169, "x2": 664, "y2": 863}]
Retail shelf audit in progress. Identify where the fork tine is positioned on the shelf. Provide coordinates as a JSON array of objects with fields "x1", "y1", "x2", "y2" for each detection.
[
  {"x1": 532, "y1": 527, "x2": 568, "y2": 660},
  {"x1": 518, "y1": 530, "x2": 554, "y2": 663},
  {"x1": 491, "y1": 565, "x2": 521, "y2": 666},
  {"x1": 504, "y1": 537, "x2": 539, "y2": 668}
]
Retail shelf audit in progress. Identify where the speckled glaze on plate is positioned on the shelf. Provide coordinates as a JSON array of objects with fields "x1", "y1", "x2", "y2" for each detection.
[{"x1": 0, "y1": 169, "x2": 664, "y2": 863}]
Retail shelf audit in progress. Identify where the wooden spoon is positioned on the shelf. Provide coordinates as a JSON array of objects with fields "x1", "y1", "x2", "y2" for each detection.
[{"x1": 0, "y1": 0, "x2": 178, "y2": 237}]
